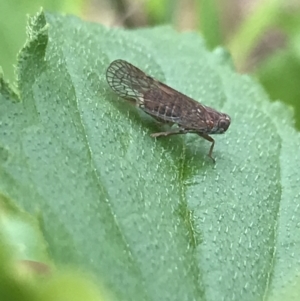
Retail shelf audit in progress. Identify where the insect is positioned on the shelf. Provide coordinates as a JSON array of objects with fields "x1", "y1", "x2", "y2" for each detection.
[{"x1": 106, "y1": 59, "x2": 231, "y2": 162}]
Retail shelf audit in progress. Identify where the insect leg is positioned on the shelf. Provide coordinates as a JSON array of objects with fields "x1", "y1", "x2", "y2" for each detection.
[
  {"x1": 197, "y1": 133, "x2": 215, "y2": 163},
  {"x1": 150, "y1": 128, "x2": 188, "y2": 138},
  {"x1": 151, "y1": 130, "x2": 216, "y2": 163}
]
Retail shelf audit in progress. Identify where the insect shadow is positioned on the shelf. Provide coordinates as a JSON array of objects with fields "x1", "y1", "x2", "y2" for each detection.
[{"x1": 105, "y1": 89, "x2": 214, "y2": 167}]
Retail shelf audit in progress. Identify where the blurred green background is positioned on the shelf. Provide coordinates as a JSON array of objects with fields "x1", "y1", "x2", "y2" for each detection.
[{"x1": 1, "y1": 0, "x2": 300, "y2": 130}]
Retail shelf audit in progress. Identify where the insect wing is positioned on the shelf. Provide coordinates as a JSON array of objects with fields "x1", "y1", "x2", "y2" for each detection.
[
  {"x1": 144, "y1": 79, "x2": 210, "y2": 129},
  {"x1": 106, "y1": 60, "x2": 209, "y2": 130},
  {"x1": 106, "y1": 59, "x2": 155, "y2": 101}
]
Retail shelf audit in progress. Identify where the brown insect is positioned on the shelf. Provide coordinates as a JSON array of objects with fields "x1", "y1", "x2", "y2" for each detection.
[{"x1": 106, "y1": 59, "x2": 231, "y2": 162}]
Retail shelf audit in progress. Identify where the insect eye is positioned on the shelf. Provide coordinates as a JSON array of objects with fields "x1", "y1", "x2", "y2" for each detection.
[{"x1": 218, "y1": 117, "x2": 230, "y2": 132}]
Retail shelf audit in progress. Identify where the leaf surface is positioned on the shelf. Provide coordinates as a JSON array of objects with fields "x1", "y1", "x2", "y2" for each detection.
[{"x1": 0, "y1": 11, "x2": 299, "y2": 301}]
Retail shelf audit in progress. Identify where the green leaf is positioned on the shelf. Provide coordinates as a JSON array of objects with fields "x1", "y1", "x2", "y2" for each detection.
[
  {"x1": 256, "y1": 45, "x2": 300, "y2": 131},
  {"x1": 146, "y1": 0, "x2": 177, "y2": 25},
  {"x1": 0, "y1": 0, "x2": 83, "y2": 82},
  {"x1": 1, "y1": 10, "x2": 300, "y2": 301},
  {"x1": 196, "y1": 0, "x2": 222, "y2": 49},
  {"x1": 253, "y1": 3, "x2": 300, "y2": 131}
]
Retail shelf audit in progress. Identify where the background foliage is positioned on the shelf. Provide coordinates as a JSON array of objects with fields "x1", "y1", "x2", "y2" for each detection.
[{"x1": 1, "y1": 0, "x2": 300, "y2": 128}]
